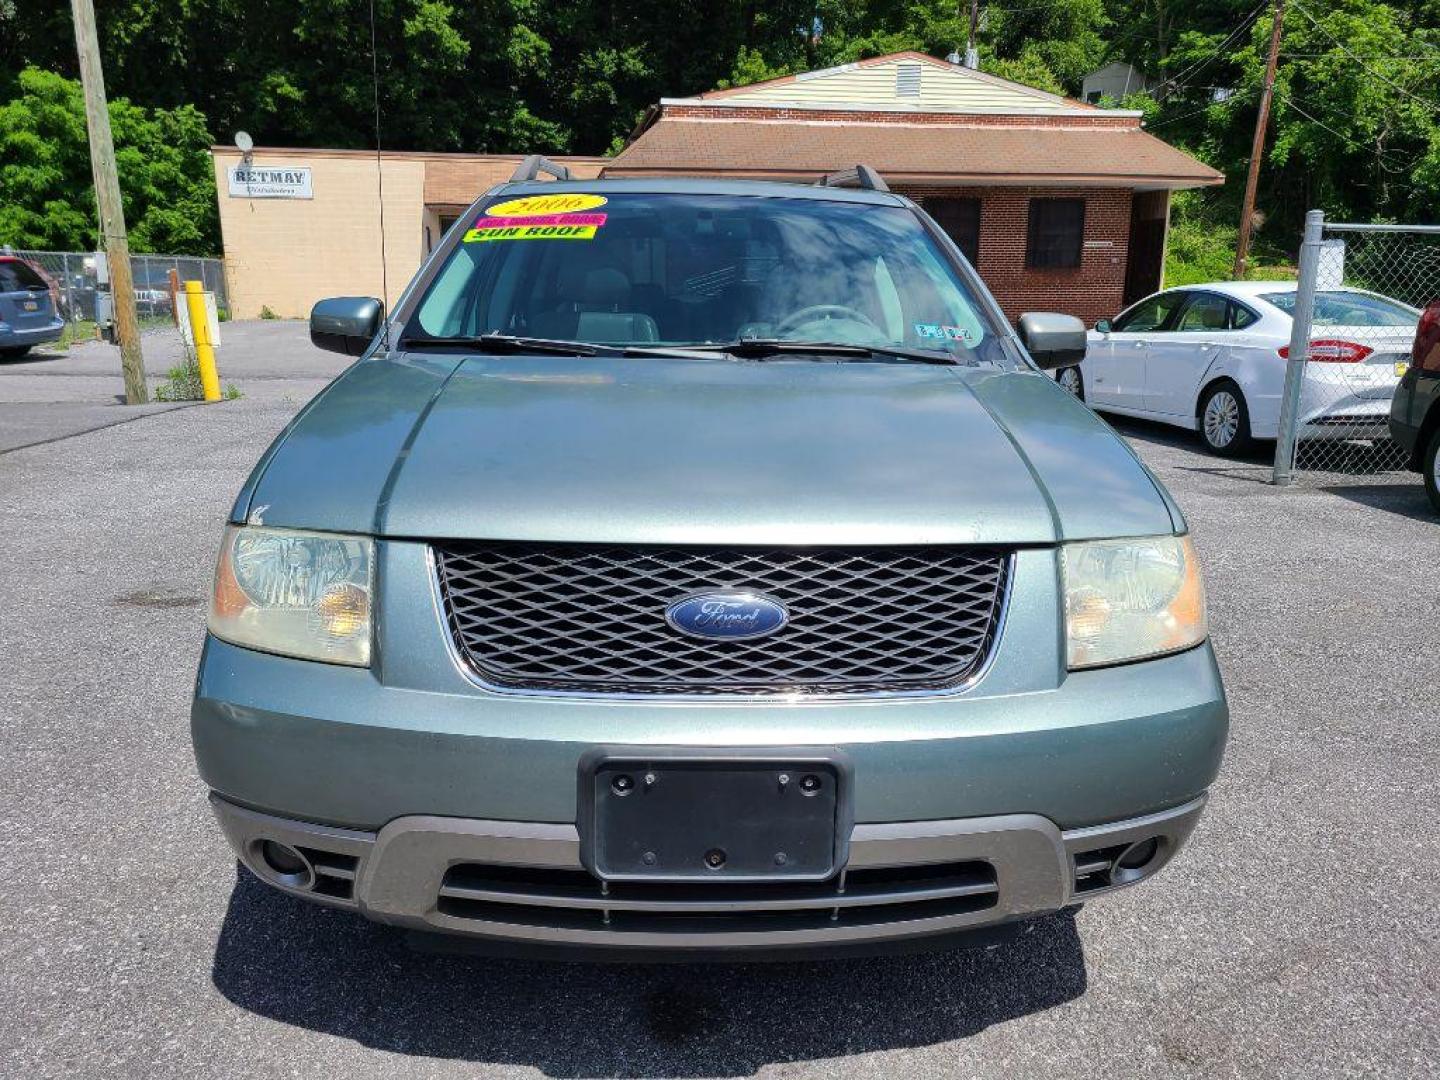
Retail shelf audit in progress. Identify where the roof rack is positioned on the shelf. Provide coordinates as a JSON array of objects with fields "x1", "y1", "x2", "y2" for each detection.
[
  {"x1": 509, "y1": 155, "x2": 572, "y2": 183},
  {"x1": 815, "y1": 165, "x2": 890, "y2": 192}
]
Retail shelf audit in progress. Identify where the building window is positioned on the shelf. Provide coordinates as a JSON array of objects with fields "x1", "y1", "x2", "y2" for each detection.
[
  {"x1": 895, "y1": 63, "x2": 922, "y2": 97},
  {"x1": 1085, "y1": 90, "x2": 1103, "y2": 104},
  {"x1": 1026, "y1": 198, "x2": 1085, "y2": 269},
  {"x1": 924, "y1": 198, "x2": 981, "y2": 267}
]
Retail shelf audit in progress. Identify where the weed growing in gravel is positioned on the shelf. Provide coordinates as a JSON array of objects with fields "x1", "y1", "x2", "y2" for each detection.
[
  {"x1": 154, "y1": 363, "x2": 243, "y2": 402},
  {"x1": 154, "y1": 359, "x2": 204, "y2": 401}
]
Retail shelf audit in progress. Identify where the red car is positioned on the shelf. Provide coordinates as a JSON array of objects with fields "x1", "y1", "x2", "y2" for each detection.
[{"x1": 1389, "y1": 297, "x2": 1440, "y2": 511}]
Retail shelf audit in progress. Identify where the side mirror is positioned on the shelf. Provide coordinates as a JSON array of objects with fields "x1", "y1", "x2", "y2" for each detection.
[
  {"x1": 1094, "y1": 318, "x2": 1112, "y2": 334},
  {"x1": 310, "y1": 296, "x2": 383, "y2": 356},
  {"x1": 1018, "y1": 311, "x2": 1087, "y2": 370}
]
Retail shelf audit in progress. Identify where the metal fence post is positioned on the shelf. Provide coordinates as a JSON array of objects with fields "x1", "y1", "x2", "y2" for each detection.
[
  {"x1": 62, "y1": 252, "x2": 74, "y2": 324},
  {"x1": 1272, "y1": 210, "x2": 1324, "y2": 485}
]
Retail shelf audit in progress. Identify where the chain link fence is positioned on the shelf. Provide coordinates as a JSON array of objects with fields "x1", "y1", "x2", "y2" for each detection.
[
  {"x1": 2, "y1": 248, "x2": 227, "y2": 327},
  {"x1": 1273, "y1": 215, "x2": 1440, "y2": 483}
]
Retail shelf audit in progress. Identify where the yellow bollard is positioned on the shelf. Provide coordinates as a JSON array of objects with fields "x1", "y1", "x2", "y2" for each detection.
[{"x1": 184, "y1": 279, "x2": 222, "y2": 402}]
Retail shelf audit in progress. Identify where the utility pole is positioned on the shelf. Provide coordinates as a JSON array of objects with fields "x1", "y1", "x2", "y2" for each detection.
[
  {"x1": 70, "y1": 0, "x2": 147, "y2": 404},
  {"x1": 966, "y1": 0, "x2": 980, "y2": 69},
  {"x1": 1233, "y1": 0, "x2": 1286, "y2": 279}
]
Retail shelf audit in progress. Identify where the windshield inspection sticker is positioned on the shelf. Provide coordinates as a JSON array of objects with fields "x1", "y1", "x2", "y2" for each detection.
[
  {"x1": 484, "y1": 193, "x2": 608, "y2": 217},
  {"x1": 915, "y1": 323, "x2": 979, "y2": 343}
]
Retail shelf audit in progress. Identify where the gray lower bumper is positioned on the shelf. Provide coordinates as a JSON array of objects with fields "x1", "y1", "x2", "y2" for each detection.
[{"x1": 210, "y1": 794, "x2": 1207, "y2": 955}]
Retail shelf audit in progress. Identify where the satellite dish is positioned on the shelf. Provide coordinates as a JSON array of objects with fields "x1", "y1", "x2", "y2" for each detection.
[{"x1": 235, "y1": 131, "x2": 254, "y2": 153}]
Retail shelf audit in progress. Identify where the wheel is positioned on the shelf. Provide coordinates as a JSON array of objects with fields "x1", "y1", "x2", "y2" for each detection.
[
  {"x1": 1198, "y1": 382, "x2": 1253, "y2": 456},
  {"x1": 0, "y1": 345, "x2": 32, "y2": 359},
  {"x1": 1423, "y1": 425, "x2": 1440, "y2": 514},
  {"x1": 1057, "y1": 365, "x2": 1084, "y2": 400}
]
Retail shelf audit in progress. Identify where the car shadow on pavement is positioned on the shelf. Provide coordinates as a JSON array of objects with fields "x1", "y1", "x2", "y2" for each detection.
[
  {"x1": 1324, "y1": 481, "x2": 1435, "y2": 522},
  {"x1": 212, "y1": 867, "x2": 1087, "y2": 1077},
  {"x1": 1102, "y1": 415, "x2": 1277, "y2": 481}
]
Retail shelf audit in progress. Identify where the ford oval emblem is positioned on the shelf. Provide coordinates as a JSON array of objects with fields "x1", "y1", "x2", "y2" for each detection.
[{"x1": 665, "y1": 592, "x2": 790, "y2": 641}]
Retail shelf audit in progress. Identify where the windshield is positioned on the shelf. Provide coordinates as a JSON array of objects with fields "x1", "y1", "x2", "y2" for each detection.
[
  {"x1": 1262, "y1": 289, "x2": 1418, "y2": 327},
  {"x1": 407, "y1": 192, "x2": 1014, "y2": 366}
]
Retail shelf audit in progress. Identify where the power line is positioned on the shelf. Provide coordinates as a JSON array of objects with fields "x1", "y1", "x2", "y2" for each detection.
[
  {"x1": 1145, "y1": 84, "x2": 1260, "y2": 129},
  {"x1": 1290, "y1": 1, "x2": 1440, "y2": 115},
  {"x1": 1160, "y1": 3, "x2": 1267, "y2": 98},
  {"x1": 1282, "y1": 52, "x2": 1440, "y2": 61},
  {"x1": 1276, "y1": 91, "x2": 1419, "y2": 174}
]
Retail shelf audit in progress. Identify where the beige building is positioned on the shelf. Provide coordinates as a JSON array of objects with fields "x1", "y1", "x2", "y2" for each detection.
[{"x1": 210, "y1": 147, "x2": 604, "y2": 319}]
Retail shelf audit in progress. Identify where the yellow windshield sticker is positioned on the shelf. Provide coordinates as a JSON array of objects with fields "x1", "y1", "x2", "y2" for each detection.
[{"x1": 485, "y1": 193, "x2": 607, "y2": 217}]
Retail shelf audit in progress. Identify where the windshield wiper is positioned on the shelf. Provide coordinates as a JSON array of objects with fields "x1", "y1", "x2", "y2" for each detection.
[
  {"x1": 693, "y1": 339, "x2": 965, "y2": 366},
  {"x1": 402, "y1": 333, "x2": 606, "y2": 356},
  {"x1": 401, "y1": 333, "x2": 729, "y2": 361}
]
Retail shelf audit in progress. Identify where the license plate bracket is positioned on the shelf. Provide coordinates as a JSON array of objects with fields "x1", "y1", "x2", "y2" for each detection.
[{"x1": 578, "y1": 747, "x2": 851, "y2": 883}]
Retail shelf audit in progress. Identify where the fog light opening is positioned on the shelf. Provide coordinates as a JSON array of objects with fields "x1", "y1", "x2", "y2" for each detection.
[
  {"x1": 255, "y1": 839, "x2": 315, "y2": 890},
  {"x1": 1109, "y1": 836, "x2": 1162, "y2": 886}
]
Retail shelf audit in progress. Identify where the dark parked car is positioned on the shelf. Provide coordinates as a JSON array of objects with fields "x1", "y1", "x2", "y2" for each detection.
[
  {"x1": 192, "y1": 165, "x2": 1228, "y2": 959},
  {"x1": 1390, "y1": 297, "x2": 1440, "y2": 511},
  {"x1": 0, "y1": 256, "x2": 65, "y2": 358}
]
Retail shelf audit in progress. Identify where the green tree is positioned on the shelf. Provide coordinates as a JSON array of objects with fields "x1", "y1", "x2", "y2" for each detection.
[{"x1": 0, "y1": 67, "x2": 219, "y2": 254}]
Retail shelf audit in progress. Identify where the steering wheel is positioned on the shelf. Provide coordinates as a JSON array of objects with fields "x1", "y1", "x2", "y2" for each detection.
[{"x1": 775, "y1": 304, "x2": 883, "y2": 337}]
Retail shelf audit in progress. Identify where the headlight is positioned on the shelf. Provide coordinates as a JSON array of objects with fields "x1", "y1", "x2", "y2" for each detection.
[
  {"x1": 209, "y1": 525, "x2": 373, "y2": 665},
  {"x1": 1062, "y1": 534, "x2": 1207, "y2": 670}
]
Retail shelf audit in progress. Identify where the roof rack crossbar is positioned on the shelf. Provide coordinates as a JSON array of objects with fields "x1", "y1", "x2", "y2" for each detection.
[
  {"x1": 815, "y1": 165, "x2": 890, "y2": 192},
  {"x1": 509, "y1": 155, "x2": 572, "y2": 183}
]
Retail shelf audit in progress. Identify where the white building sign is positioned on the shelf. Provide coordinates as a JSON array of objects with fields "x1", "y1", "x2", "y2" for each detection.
[{"x1": 228, "y1": 164, "x2": 313, "y2": 199}]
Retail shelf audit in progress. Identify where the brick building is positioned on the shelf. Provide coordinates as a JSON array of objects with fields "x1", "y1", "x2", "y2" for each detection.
[{"x1": 602, "y1": 52, "x2": 1223, "y2": 326}]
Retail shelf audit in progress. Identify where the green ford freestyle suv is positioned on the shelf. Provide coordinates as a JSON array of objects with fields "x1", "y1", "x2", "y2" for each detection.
[{"x1": 192, "y1": 164, "x2": 1227, "y2": 958}]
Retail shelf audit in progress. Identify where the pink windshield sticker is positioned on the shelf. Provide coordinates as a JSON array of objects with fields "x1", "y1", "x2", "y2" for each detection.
[{"x1": 471, "y1": 213, "x2": 608, "y2": 229}]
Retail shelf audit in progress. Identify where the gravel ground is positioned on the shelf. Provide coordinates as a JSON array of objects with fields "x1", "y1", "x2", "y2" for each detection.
[{"x1": 1, "y1": 326, "x2": 1437, "y2": 1079}]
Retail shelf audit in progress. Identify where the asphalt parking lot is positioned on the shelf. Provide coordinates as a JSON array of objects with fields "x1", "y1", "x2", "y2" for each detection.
[{"x1": 2, "y1": 323, "x2": 1437, "y2": 1079}]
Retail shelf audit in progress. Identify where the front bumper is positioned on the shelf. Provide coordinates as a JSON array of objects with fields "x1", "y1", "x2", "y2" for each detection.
[{"x1": 212, "y1": 793, "x2": 1207, "y2": 956}]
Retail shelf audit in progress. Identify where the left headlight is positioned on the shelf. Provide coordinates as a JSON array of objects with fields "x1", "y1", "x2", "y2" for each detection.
[
  {"x1": 209, "y1": 524, "x2": 374, "y2": 666},
  {"x1": 1062, "y1": 534, "x2": 1207, "y2": 670}
]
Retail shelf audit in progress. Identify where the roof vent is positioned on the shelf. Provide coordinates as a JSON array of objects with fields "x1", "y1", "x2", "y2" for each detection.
[{"x1": 896, "y1": 63, "x2": 922, "y2": 97}]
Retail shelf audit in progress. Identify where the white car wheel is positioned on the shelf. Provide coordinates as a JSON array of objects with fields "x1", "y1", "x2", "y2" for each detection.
[{"x1": 1198, "y1": 383, "x2": 1253, "y2": 456}]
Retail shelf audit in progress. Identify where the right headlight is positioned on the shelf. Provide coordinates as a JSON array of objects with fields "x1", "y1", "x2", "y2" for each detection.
[
  {"x1": 1062, "y1": 534, "x2": 1207, "y2": 670},
  {"x1": 208, "y1": 524, "x2": 373, "y2": 666}
]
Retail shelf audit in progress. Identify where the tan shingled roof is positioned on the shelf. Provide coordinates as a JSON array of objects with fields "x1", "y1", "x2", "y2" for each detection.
[{"x1": 604, "y1": 119, "x2": 1223, "y2": 188}]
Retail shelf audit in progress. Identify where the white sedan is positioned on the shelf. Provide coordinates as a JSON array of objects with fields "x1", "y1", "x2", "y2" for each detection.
[{"x1": 1061, "y1": 282, "x2": 1419, "y2": 455}]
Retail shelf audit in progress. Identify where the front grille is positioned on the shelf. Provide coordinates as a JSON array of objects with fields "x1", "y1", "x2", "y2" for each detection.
[
  {"x1": 433, "y1": 542, "x2": 1010, "y2": 697},
  {"x1": 436, "y1": 860, "x2": 998, "y2": 933}
]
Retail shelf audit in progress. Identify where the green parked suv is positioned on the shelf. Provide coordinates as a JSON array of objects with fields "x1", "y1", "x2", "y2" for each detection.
[{"x1": 192, "y1": 161, "x2": 1228, "y2": 958}]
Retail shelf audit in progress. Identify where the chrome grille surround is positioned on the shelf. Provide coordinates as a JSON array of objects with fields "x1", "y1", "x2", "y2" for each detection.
[{"x1": 432, "y1": 542, "x2": 1011, "y2": 698}]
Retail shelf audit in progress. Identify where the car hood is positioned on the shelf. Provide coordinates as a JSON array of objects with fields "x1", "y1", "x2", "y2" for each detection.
[{"x1": 236, "y1": 353, "x2": 1178, "y2": 544}]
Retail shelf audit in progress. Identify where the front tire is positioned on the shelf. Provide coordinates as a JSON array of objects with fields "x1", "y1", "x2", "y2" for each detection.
[
  {"x1": 1423, "y1": 425, "x2": 1440, "y2": 514},
  {"x1": 0, "y1": 345, "x2": 32, "y2": 359},
  {"x1": 1198, "y1": 382, "x2": 1253, "y2": 456},
  {"x1": 1057, "y1": 365, "x2": 1084, "y2": 400}
]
